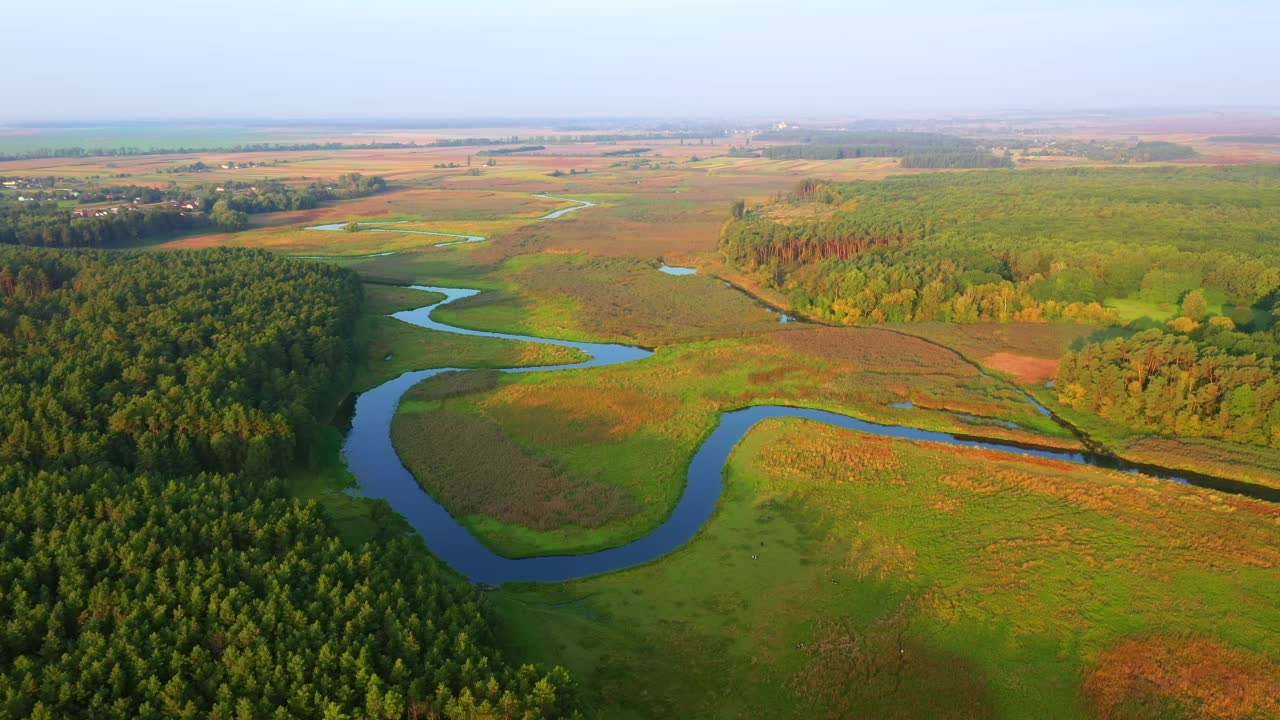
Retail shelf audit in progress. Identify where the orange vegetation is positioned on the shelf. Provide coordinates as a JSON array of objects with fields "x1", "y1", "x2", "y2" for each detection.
[
  {"x1": 982, "y1": 352, "x2": 1059, "y2": 383},
  {"x1": 1085, "y1": 635, "x2": 1280, "y2": 720},
  {"x1": 481, "y1": 383, "x2": 681, "y2": 447},
  {"x1": 775, "y1": 327, "x2": 977, "y2": 375}
]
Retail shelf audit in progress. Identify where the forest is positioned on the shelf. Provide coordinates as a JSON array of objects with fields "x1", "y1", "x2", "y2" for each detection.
[
  {"x1": 0, "y1": 248, "x2": 577, "y2": 719},
  {"x1": 721, "y1": 165, "x2": 1280, "y2": 454},
  {"x1": 1012, "y1": 138, "x2": 1198, "y2": 162},
  {"x1": 0, "y1": 204, "x2": 207, "y2": 250},
  {"x1": 721, "y1": 166, "x2": 1280, "y2": 325},
  {"x1": 1056, "y1": 328, "x2": 1280, "y2": 448},
  {"x1": 756, "y1": 129, "x2": 1004, "y2": 165},
  {"x1": 899, "y1": 152, "x2": 1014, "y2": 168}
]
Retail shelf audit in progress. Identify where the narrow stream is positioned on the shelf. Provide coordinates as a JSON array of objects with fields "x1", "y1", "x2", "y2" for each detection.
[
  {"x1": 343, "y1": 287, "x2": 1280, "y2": 586},
  {"x1": 298, "y1": 194, "x2": 594, "y2": 257}
]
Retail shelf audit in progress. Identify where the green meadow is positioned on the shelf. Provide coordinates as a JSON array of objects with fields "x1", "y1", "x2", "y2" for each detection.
[{"x1": 493, "y1": 419, "x2": 1279, "y2": 719}]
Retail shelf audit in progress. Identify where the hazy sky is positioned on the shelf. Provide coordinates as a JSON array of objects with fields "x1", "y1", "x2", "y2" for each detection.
[{"x1": 5, "y1": 0, "x2": 1277, "y2": 122}]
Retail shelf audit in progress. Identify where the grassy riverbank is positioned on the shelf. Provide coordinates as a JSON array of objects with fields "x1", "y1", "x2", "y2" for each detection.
[
  {"x1": 493, "y1": 418, "x2": 1280, "y2": 719},
  {"x1": 354, "y1": 284, "x2": 588, "y2": 391},
  {"x1": 391, "y1": 327, "x2": 1080, "y2": 557}
]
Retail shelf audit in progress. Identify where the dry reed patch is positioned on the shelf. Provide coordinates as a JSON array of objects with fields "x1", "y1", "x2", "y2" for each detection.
[
  {"x1": 481, "y1": 383, "x2": 681, "y2": 447},
  {"x1": 927, "y1": 446, "x2": 1280, "y2": 571},
  {"x1": 893, "y1": 322, "x2": 1096, "y2": 365},
  {"x1": 746, "y1": 364, "x2": 839, "y2": 387},
  {"x1": 1084, "y1": 635, "x2": 1280, "y2": 720},
  {"x1": 774, "y1": 328, "x2": 975, "y2": 376},
  {"x1": 983, "y1": 352, "x2": 1060, "y2": 383},
  {"x1": 1121, "y1": 437, "x2": 1280, "y2": 491},
  {"x1": 391, "y1": 411, "x2": 637, "y2": 530},
  {"x1": 755, "y1": 427, "x2": 904, "y2": 483}
]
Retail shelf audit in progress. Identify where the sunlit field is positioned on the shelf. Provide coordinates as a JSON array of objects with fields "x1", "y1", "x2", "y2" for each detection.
[
  {"x1": 392, "y1": 326, "x2": 1078, "y2": 557},
  {"x1": 6, "y1": 118, "x2": 1279, "y2": 719},
  {"x1": 493, "y1": 418, "x2": 1279, "y2": 719}
]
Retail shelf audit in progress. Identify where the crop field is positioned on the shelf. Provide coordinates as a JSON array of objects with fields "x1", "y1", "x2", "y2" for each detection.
[
  {"x1": 392, "y1": 327, "x2": 1078, "y2": 557},
  {"x1": 493, "y1": 418, "x2": 1280, "y2": 719}
]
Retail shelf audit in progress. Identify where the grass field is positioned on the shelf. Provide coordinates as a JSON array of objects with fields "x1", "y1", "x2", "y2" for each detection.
[
  {"x1": 492, "y1": 418, "x2": 1280, "y2": 719},
  {"x1": 354, "y1": 284, "x2": 587, "y2": 391},
  {"x1": 392, "y1": 327, "x2": 1079, "y2": 557},
  {"x1": 431, "y1": 253, "x2": 787, "y2": 346}
]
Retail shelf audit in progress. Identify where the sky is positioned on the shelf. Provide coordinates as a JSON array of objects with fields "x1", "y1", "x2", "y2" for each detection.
[{"x1": 4, "y1": 0, "x2": 1277, "y2": 122}]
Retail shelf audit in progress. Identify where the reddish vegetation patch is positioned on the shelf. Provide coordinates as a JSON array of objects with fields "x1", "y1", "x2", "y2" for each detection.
[
  {"x1": 983, "y1": 352, "x2": 1059, "y2": 383},
  {"x1": 391, "y1": 410, "x2": 637, "y2": 531},
  {"x1": 775, "y1": 328, "x2": 975, "y2": 376},
  {"x1": 892, "y1": 322, "x2": 1095, "y2": 365},
  {"x1": 745, "y1": 365, "x2": 837, "y2": 386},
  {"x1": 1122, "y1": 437, "x2": 1280, "y2": 491},
  {"x1": 485, "y1": 384, "x2": 681, "y2": 447},
  {"x1": 1084, "y1": 635, "x2": 1280, "y2": 720},
  {"x1": 757, "y1": 426, "x2": 905, "y2": 481}
]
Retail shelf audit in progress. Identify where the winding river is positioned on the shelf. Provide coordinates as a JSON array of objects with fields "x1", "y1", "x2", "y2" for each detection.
[
  {"x1": 343, "y1": 286, "x2": 1280, "y2": 586},
  {"x1": 300, "y1": 194, "x2": 596, "y2": 257}
]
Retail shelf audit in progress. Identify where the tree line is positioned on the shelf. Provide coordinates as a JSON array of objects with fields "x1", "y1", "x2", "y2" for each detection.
[
  {"x1": 1056, "y1": 328, "x2": 1280, "y2": 448},
  {"x1": 477, "y1": 145, "x2": 546, "y2": 156},
  {"x1": 899, "y1": 152, "x2": 1014, "y2": 169},
  {"x1": 758, "y1": 130, "x2": 988, "y2": 161},
  {"x1": 1007, "y1": 138, "x2": 1198, "y2": 163},
  {"x1": 0, "y1": 247, "x2": 579, "y2": 718},
  {"x1": 0, "y1": 174, "x2": 387, "y2": 247},
  {"x1": 0, "y1": 204, "x2": 206, "y2": 249}
]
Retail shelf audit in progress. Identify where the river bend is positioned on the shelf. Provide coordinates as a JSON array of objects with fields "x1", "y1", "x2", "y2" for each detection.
[{"x1": 342, "y1": 287, "x2": 1278, "y2": 586}]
